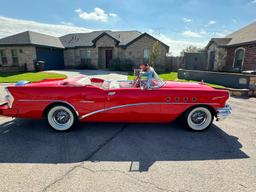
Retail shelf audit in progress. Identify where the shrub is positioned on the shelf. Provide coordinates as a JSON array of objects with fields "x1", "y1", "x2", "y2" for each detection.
[
  {"x1": 109, "y1": 58, "x2": 121, "y2": 71},
  {"x1": 77, "y1": 59, "x2": 96, "y2": 69},
  {"x1": 110, "y1": 58, "x2": 134, "y2": 71}
]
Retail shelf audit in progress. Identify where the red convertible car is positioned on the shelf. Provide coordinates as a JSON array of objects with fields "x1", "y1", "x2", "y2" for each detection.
[{"x1": 0, "y1": 74, "x2": 231, "y2": 132}]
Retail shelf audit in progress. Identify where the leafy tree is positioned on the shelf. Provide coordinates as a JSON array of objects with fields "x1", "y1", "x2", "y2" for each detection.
[
  {"x1": 180, "y1": 45, "x2": 204, "y2": 56},
  {"x1": 149, "y1": 41, "x2": 161, "y2": 67}
]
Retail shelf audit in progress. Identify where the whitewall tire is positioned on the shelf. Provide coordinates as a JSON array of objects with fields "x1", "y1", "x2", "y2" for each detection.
[
  {"x1": 185, "y1": 107, "x2": 213, "y2": 131},
  {"x1": 47, "y1": 105, "x2": 76, "y2": 131}
]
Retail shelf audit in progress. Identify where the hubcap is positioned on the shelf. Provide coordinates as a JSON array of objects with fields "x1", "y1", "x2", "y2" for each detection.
[
  {"x1": 187, "y1": 107, "x2": 212, "y2": 131},
  {"x1": 53, "y1": 110, "x2": 70, "y2": 125},
  {"x1": 191, "y1": 110, "x2": 207, "y2": 125}
]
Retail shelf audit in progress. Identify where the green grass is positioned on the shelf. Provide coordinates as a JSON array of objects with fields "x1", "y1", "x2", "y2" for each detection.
[
  {"x1": 0, "y1": 72, "x2": 67, "y2": 83},
  {"x1": 128, "y1": 72, "x2": 225, "y2": 89}
]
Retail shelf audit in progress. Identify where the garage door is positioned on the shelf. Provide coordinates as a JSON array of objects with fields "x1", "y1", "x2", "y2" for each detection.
[{"x1": 36, "y1": 47, "x2": 64, "y2": 70}]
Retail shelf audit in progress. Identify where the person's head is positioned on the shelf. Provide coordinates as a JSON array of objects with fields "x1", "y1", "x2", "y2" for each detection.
[{"x1": 139, "y1": 63, "x2": 149, "y2": 71}]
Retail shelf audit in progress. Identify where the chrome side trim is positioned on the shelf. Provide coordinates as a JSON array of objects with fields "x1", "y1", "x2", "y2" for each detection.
[
  {"x1": 212, "y1": 96, "x2": 225, "y2": 100},
  {"x1": 80, "y1": 100, "x2": 95, "y2": 104},
  {"x1": 17, "y1": 99, "x2": 79, "y2": 116},
  {"x1": 18, "y1": 99, "x2": 55, "y2": 102},
  {"x1": 216, "y1": 105, "x2": 232, "y2": 121},
  {"x1": 79, "y1": 102, "x2": 220, "y2": 120}
]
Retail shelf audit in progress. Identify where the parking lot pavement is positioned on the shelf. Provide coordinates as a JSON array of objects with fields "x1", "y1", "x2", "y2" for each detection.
[{"x1": 0, "y1": 97, "x2": 256, "y2": 192}]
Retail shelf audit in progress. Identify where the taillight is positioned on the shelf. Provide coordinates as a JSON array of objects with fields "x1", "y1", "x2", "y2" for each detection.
[{"x1": 3, "y1": 88, "x2": 14, "y2": 108}]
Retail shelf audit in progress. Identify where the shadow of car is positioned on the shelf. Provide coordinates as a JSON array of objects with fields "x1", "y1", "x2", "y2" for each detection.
[{"x1": 0, "y1": 119, "x2": 248, "y2": 172}]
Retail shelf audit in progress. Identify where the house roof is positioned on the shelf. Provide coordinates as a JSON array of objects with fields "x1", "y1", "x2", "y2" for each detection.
[
  {"x1": 0, "y1": 31, "x2": 64, "y2": 48},
  {"x1": 225, "y1": 21, "x2": 256, "y2": 46},
  {"x1": 59, "y1": 30, "x2": 143, "y2": 48},
  {"x1": 206, "y1": 21, "x2": 256, "y2": 49},
  {"x1": 0, "y1": 30, "x2": 169, "y2": 50},
  {"x1": 205, "y1": 38, "x2": 232, "y2": 49}
]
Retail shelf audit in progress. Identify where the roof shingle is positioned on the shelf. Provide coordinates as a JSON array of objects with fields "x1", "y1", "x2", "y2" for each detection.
[
  {"x1": 0, "y1": 30, "x2": 169, "y2": 50},
  {"x1": 59, "y1": 31, "x2": 142, "y2": 48},
  {"x1": 226, "y1": 21, "x2": 256, "y2": 46},
  {"x1": 0, "y1": 31, "x2": 64, "y2": 48}
]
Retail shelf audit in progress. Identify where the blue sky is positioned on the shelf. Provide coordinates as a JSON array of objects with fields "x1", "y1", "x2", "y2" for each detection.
[{"x1": 0, "y1": 0, "x2": 256, "y2": 55}]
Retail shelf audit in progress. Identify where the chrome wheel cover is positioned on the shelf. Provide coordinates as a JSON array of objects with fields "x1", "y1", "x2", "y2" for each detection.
[
  {"x1": 187, "y1": 107, "x2": 212, "y2": 131},
  {"x1": 48, "y1": 106, "x2": 74, "y2": 131}
]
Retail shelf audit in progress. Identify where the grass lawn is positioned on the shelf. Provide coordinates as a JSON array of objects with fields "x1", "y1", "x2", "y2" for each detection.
[
  {"x1": 128, "y1": 72, "x2": 225, "y2": 89},
  {"x1": 0, "y1": 72, "x2": 67, "y2": 83}
]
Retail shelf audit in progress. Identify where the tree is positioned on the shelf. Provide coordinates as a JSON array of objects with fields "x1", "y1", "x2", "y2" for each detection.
[
  {"x1": 149, "y1": 41, "x2": 161, "y2": 67},
  {"x1": 180, "y1": 45, "x2": 204, "y2": 56}
]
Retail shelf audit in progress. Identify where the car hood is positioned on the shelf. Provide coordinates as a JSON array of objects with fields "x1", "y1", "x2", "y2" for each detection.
[{"x1": 162, "y1": 81, "x2": 214, "y2": 90}]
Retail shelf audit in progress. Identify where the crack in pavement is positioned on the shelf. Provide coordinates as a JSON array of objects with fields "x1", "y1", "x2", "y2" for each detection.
[
  {"x1": 42, "y1": 124, "x2": 127, "y2": 192},
  {"x1": 42, "y1": 163, "x2": 83, "y2": 192},
  {"x1": 80, "y1": 166, "x2": 174, "y2": 192},
  {"x1": 82, "y1": 124, "x2": 127, "y2": 161}
]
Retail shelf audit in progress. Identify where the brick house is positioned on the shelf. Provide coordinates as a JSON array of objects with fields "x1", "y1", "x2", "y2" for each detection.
[
  {"x1": 206, "y1": 21, "x2": 256, "y2": 72},
  {"x1": 0, "y1": 30, "x2": 169, "y2": 72}
]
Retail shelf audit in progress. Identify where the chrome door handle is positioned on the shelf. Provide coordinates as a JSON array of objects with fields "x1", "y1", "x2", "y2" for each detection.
[{"x1": 108, "y1": 91, "x2": 116, "y2": 96}]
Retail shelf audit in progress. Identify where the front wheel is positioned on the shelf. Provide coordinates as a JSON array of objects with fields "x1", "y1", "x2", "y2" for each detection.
[
  {"x1": 184, "y1": 106, "x2": 213, "y2": 131},
  {"x1": 47, "y1": 105, "x2": 77, "y2": 131}
]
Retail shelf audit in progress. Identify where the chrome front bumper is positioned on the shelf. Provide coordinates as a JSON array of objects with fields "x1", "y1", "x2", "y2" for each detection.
[{"x1": 216, "y1": 105, "x2": 232, "y2": 121}]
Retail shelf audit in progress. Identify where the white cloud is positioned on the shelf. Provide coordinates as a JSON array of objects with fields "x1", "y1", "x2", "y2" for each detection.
[
  {"x1": 208, "y1": 20, "x2": 216, "y2": 25},
  {"x1": 182, "y1": 30, "x2": 202, "y2": 38},
  {"x1": 249, "y1": 0, "x2": 256, "y2": 4},
  {"x1": 109, "y1": 13, "x2": 118, "y2": 17},
  {"x1": 199, "y1": 30, "x2": 207, "y2": 35},
  {"x1": 75, "y1": 7, "x2": 117, "y2": 22},
  {"x1": 212, "y1": 29, "x2": 231, "y2": 37},
  {"x1": 60, "y1": 21, "x2": 75, "y2": 26},
  {"x1": 183, "y1": 17, "x2": 192, "y2": 23},
  {"x1": 151, "y1": 33, "x2": 206, "y2": 56},
  {"x1": 232, "y1": 19, "x2": 237, "y2": 23},
  {"x1": 0, "y1": 16, "x2": 94, "y2": 38}
]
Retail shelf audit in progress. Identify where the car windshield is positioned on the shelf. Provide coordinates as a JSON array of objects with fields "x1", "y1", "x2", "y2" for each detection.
[
  {"x1": 74, "y1": 72, "x2": 165, "y2": 89},
  {"x1": 76, "y1": 77, "x2": 92, "y2": 86},
  {"x1": 150, "y1": 70, "x2": 165, "y2": 88}
]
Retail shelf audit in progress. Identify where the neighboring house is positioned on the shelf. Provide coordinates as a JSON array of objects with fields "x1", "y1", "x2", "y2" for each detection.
[
  {"x1": 0, "y1": 30, "x2": 169, "y2": 72},
  {"x1": 206, "y1": 21, "x2": 256, "y2": 72},
  {"x1": 0, "y1": 31, "x2": 64, "y2": 71}
]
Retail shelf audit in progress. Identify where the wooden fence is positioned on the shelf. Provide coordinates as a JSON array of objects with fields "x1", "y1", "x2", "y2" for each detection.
[{"x1": 165, "y1": 56, "x2": 184, "y2": 72}]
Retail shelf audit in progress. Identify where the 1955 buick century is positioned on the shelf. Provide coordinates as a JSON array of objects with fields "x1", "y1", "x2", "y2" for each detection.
[{"x1": 0, "y1": 73, "x2": 231, "y2": 132}]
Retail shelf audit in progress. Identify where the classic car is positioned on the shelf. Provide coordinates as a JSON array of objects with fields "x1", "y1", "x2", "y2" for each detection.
[{"x1": 0, "y1": 73, "x2": 231, "y2": 132}]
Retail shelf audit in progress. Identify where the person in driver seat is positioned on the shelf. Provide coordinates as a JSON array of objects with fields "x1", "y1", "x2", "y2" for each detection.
[{"x1": 139, "y1": 63, "x2": 156, "y2": 88}]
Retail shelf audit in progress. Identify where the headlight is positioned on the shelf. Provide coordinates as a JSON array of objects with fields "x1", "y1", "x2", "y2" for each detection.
[{"x1": 3, "y1": 88, "x2": 14, "y2": 108}]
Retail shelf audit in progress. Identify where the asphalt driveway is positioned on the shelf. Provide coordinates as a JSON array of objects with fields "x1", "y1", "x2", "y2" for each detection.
[{"x1": 0, "y1": 97, "x2": 256, "y2": 191}]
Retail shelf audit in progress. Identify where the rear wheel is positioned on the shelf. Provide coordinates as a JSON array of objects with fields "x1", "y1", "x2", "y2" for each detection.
[
  {"x1": 184, "y1": 106, "x2": 213, "y2": 131},
  {"x1": 47, "y1": 105, "x2": 76, "y2": 131}
]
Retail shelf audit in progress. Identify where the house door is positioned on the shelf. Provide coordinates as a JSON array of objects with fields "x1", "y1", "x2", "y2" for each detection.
[
  {"x1": 209, "y1": 51, "x2": 215, "y2": 71},
  {"x1": 105, "y1": 50, "x2": 112, "y2": 68}
]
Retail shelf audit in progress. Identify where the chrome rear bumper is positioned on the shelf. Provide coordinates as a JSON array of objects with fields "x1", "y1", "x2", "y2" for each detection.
[{"x1": 216, "y1": 105, "x2": 232, "y2": 121}]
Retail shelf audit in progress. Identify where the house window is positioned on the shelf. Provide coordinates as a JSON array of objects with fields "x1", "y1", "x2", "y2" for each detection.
[
  {"x1": 11, "y1": 49, "x2": 19, "y2": 66},
  {"x1": 143, "y1": 48, "x2": 150, "y2": 63},
  {"x1": 80, "y1": 49, "x2": 91, "y2": 64},
  {"x1": 234, "y1": 48, "x2": 245, "y2": 69},
  {"x1": 0, "y1": 50, "x2": 7, "y2": 65}
]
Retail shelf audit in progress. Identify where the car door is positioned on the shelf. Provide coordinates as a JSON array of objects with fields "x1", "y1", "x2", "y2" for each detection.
[
  {"x1": 103, "y1": 87, "x2": 162, "y2": 122},
  {"x1": 78, "y1": 86, "x2": 107, "y2": 121}
]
